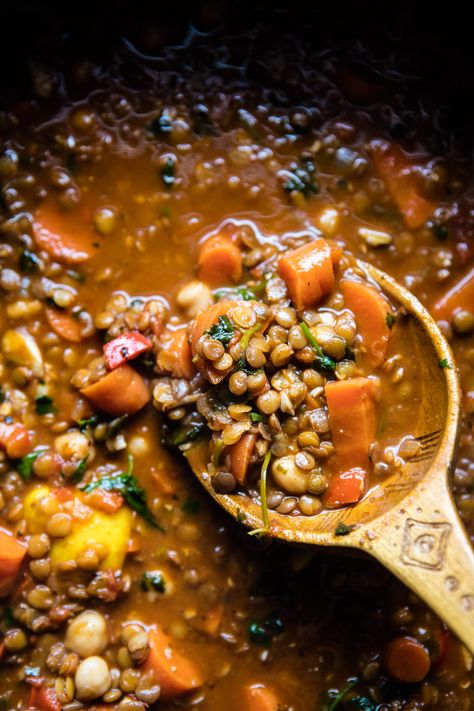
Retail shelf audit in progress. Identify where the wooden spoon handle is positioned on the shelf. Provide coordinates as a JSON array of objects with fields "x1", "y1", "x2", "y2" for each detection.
[{"x1": 369, "y1": 485, "x2": 474, "y2": 654}]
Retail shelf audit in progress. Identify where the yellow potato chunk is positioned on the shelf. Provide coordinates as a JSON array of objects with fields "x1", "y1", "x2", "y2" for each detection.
[{"x1": 23, "y1": 486, "x2": 131, "y2": 570}]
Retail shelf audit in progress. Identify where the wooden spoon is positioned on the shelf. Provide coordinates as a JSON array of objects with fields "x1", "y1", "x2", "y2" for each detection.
[{"x1": 185, "y1": 259, "x2": 474, "y2": 653}]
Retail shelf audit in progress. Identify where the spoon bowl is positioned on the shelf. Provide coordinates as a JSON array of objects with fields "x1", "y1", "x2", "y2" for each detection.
[{"x1": 186, "y1": 260, "x2": 474, "y2": 653}]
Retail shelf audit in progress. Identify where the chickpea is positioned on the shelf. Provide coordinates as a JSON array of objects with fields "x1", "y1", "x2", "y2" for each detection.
[
  {"x1": 176, "y1": 280, "x2": 212, "y2": 317},
  {"x1": 271, "y1": 455, "x2": 308, "y2": 494},
  {"x1": 54, "y1": 431, "x2": 90, "y2": 460},
  {"x1": 75, "y1": 656, "x2": 112, "y2": 700},
  {"x1": 65, "y1": 610, "x2": 109, "y2": 657},
  {"x1": 94, "y1": 206, "x2": 118, "y2": 235}
]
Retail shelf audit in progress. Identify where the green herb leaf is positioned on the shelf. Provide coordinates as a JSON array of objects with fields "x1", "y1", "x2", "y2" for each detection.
[
  {"x1": 19, "y1": 249, "x2": 41, "y2": 273},
  {"x1": 83, "y1": 456, "x2": 163, "y2": 530},
  {"x1": 347, "y1": 697, "x2": 377, "y2": 711},
  {"x1": 168, "y1": 421, "x2": 207, "y2": 447},
  {"x1": 439, "y1": 358, "x2": 453, "y2": 369},
  {"x1": 282, "y1": 158, "x2": 318, "y2": 197},
  {"x1": 4, "y1": 606, "x2": 14, "y2": 627},
  {"x1": 72, "y1": 456, "x2": 88, "y2": 484},
  {"x1": 235, "y1": 358, "x2": 262, "y2": 376},
  {"x1": 181, "y1": 497, "x2": 200, "y2": 515},
  {"x1": 141, "y1": 570, "x2": 166, "y2": 593},
  {"x1": 35, "y1": 395, "x2": 57, "y2": 415},
  {"x1": 160, "y1": 157, "x2": 176, "y2": 188},
  {"x1": 77, "y1": 414, "x2": 99, "y2": 432},
  {"x1": 300, "y1": 322, "x2": 336, "y2": 371},
  {"x1": 207, "y1": 315, "x2": 234, "y2": 346},
  {"x1": 16, "y1": 451, "x2": 41, "y2": 480},
  {"x1": 385, "y1": 313, "x2": 396, "y2": 329},
  {"x1": 236, "y1": 509, "x2": 247, "y2": 524},
  {"x1": 335, "y1": 522, "x2": 355, "y2": 536},
  {"x1": 322, "y1": 679, "x2": 359, "y2": 711},
  {"x1": 250, "y1": 412, "x2": 264, "y2": 423}
]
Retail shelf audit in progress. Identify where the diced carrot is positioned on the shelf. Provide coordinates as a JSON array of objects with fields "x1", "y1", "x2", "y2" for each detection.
[
  {"x1": 190, "y1": 300, "x2": 237, "y2": 353},
  {"x1": 193, "y1": 603, "x2": 224, "y2": 637},
  {"x1": 432, "y1": 264, "x2": 474, "y2": 321},
  {"x1": 242, "y1": 683, "x2": 282, "y2": 711},
  {"x1": 323, "y1": 467, "x2": 367, "y2": 508},
  {"x1": 341, "y1": 279, "x2": 392, "y2": 368},
  {"x1": 278, "y1": 238, "x2": 335, "y2": 310},
  {"x1": 28, "y1": 685, "x2": 61, "y2": 711},
  {"x1": 384, "y1": 636, "x2": 431, "y2": 683},
  {"x1": 84, "y1": 489, "x2": 124, "y2": 514},
  {"x1": 80, "y1": 364, "x2": 150, "y2": 416},
  {"x1": 33, "y1": 202, "x2": 97, "y2": 264},
  {"x1": 0, "y1": 526, "x2": 27, "y2": 598},
  {"x1": 372, "y1": 142, "x2": 435, "y2": 229},
  {"x1": 325, "y1": 377, "x2": 379, "y2": 471},
  {"x1": 46, "y1": 307, "x2": 84, "y2": 343},
  {"x1": 157, "y1": 327, "x2": 195, "y2": 380},
  {"x1": 143, "y1": 628, "x2": 204, "y2": 700},
  {"x1": 198, "y1": 233, "x2": 242, "y2": 286},
  {"x1": 227, "y1": 432, "x2": 256, "y2": 485},
  {"x1": 103, "y1": 331, "x2": 152, "y2": 370},
  {"x1": 0, "y1": 421, "x2": 32, "y2": 459}
]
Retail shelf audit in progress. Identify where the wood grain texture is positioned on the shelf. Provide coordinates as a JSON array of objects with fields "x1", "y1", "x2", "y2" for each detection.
[{"x1": 186, "y1": 260, "x2": 471, "y2": 651}]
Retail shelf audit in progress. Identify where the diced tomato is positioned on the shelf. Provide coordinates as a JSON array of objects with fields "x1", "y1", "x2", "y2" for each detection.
[{"x1": 103, "y1": 331, "x2": 152, "y2": 370}]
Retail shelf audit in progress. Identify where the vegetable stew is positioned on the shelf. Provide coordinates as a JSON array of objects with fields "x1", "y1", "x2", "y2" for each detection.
[{"x1": 1, "y1": 6, "x2": 474, "y2": 710}]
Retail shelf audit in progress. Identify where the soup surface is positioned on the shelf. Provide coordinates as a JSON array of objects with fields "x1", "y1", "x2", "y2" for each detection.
[{"x1": 1, "y1": 18, "x2": 474, "y2": 711}]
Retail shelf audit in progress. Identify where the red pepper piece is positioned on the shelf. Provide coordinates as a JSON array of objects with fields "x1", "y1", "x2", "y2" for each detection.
[{"x1": 103, "y1": 331, "x2": 152, "y2": 370}]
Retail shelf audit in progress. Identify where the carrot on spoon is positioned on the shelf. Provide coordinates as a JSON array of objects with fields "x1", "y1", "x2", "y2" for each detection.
[{"x1": 341, "y1": 279, "x2": 393, "y2": 368}]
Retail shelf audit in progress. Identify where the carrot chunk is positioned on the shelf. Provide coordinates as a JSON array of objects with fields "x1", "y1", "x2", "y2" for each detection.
[
  {"x1": 46, "y1": 307, "x2": 84, "y2": 343},
  {"x1": 323, "y1": 467, "x2": 367, "y2": 508},
  {"x1": 433, "y1": 264, "x2": 474, "y2": 321},
  {"x1": 103, "y1": 331, "x2": 152, "y2": 370},
  {"x1": 33, "y1": 203, "x2": 97, "y2": 264},
  {"x1": 84, "y1": 489, "x2": 124, "y2": 514},
  {"x1": 28, "y1": 686, "x2": 61, "y2": 711},
  {"x1": 80, "y1": 364, "x2": 150, "y2": 416},
  {"x1": 341, "y1": 279, "x2": 392, "y2": 368},
  {"x1": 384, "y1": 636, "x2": 431, "y2": 683},
  {"x1": 242, "y1": 683, "x2": 282, "y2": 711},
  {"x1": 0, "y1": 526, "x2": 27, "y2": 597},
  {"x1": 198, "y1": 233, "x2": 242, "y2": 286},
  {"x1": 278, "y1": 238, "x2": 335, "y2": 310},
  {"x1": 157, "y1": 327, "x2": 195, "y2": 380},
  {"x1": 325, "y1": 377, "x2": 379, "y2": 471},
  {"x1": 0, "y1": 421, "x2": 32, "y2": 459},
  {"x1": 143, "y1": 628, "x2": 204, "y2": 700},
  {"x1": 227, "y1": 432, "x2": 256, "y2": 485},
  {"x1": 190, "y1": 300, "x2": 238, "y2": 354},
  {"x1": 372, "y1": 142, "x2": 435, "y2": 229}
]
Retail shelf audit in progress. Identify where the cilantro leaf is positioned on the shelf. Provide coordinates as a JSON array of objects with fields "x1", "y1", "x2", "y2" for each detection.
[
  {"x1": 385, "y1": 313, "x2": 396, "y2": 329},
  {"x1": 16, "y1": 451, "x2": 41, "y2": 480},
  {"x1": 77, "y1": 414, "x2": 99, "y2": 432},
  {"x1": 71, "y1": 456, "x2": 88, "y2": 484},
  {"x1": 207, "y1": 315, "x2": 234, "y2": 346},
  {"x1": 439, "y1": 358, "x2": 453, "y2": 369},
  {"x1": 141, "y1": 571, "x2": 166, "y2": 593},
  {"x1": 300, "y1": 322, "x2": 336, "y2": 371},
  {"x1": 35, "y1": 395, "x2": 57, "y2": 415},
  {"x1": 322, "y1": 679, "x2": 359, "y2": 711},
  {"x1": 335, "y1": 522, "x2": 355, "y2": 536},
  {"x1": 83, "y1": 456, "x2": 163, "y2": 530}
]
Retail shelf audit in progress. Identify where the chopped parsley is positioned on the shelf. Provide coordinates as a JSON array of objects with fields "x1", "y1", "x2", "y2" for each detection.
[
  {"x1": 167, "y1": 421, "x2": 207, "y2": 447},
  {"x1": 181, "y1": 496, "x2": 200, "y2": 515},
  {"x1": 206, "y1": 315, "x2": 234, "y2": 346},
  {"x1": 335, "y1": 522, "x2": 355, "y2": 536},
  {"x1": 71, "y1": 456, "x2": 88, "y2": 484},
  {"x1": 35, "y1": 395, "x2": 57, "y2": 415},
  {"x1": 300, "y1": 322, "x2": 336, "y2": 372},
  {"x1": 385, "y1": 312, "x2": 396, "y2": 329},
  {"x1": 141, "y1": 570, "x2": 166, "y2": 593},
  {"x1": 19, "y1": 249, "x2": 41, "y2": 273},
  {"x1": 250, "y1": 412, "x2": 264, "y2": 423},
  {"x1": 77, "y1": 414, "x2": 99, "y2": 432},
  {"x1": 16, "y1": 450, "x2": 42, "y2": 480},
  {"x1": 346, "y1": 698, "x2": 377, "y2": 711},
  {"x1": 83, "y1": 456, "x2": 163, "y2": 530},
  {"x1": 439, "y1": 358, "x2": 453, "y2": 369},
  {"x1": 160, "y1": 157, "x2": 176, "y2": 188}
]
